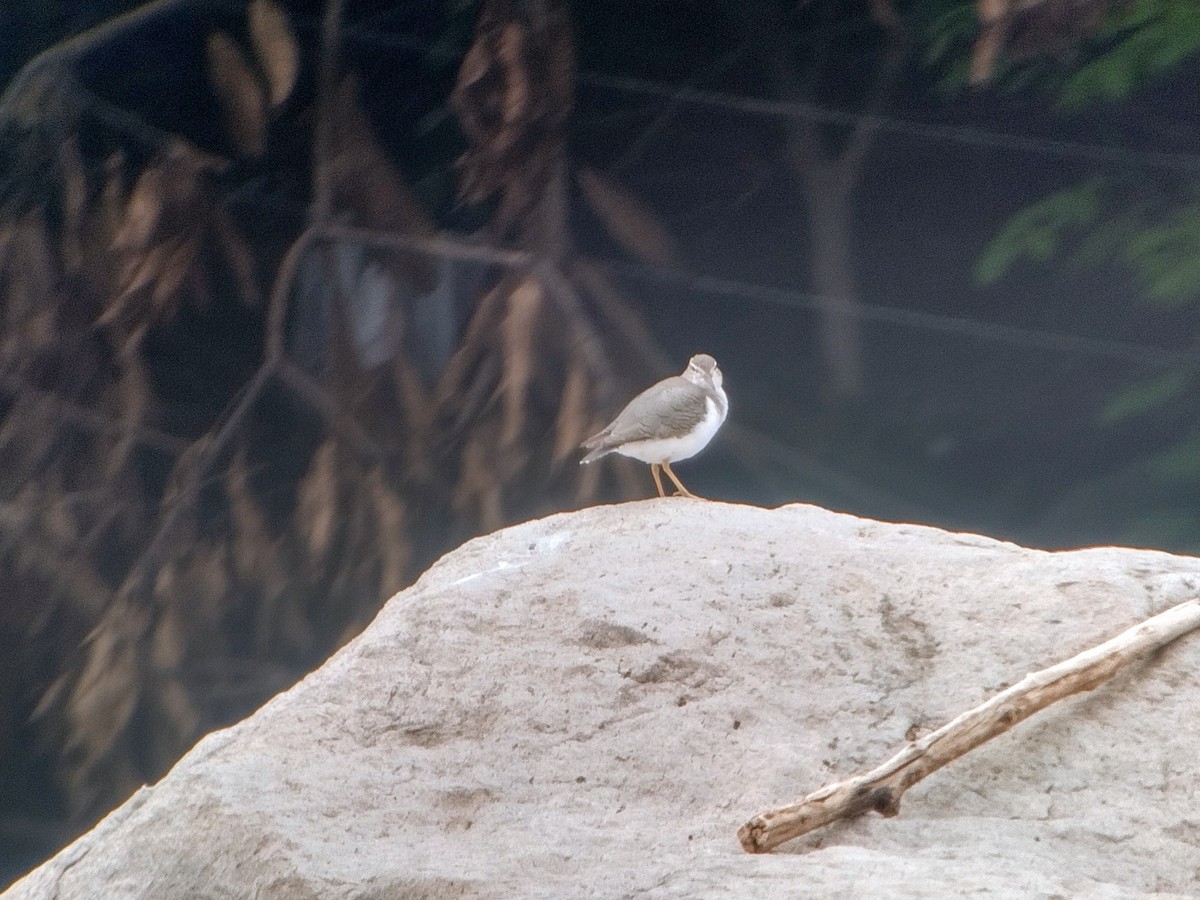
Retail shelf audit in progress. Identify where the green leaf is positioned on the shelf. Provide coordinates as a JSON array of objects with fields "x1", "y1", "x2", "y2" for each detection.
[
  {"x1": 1150, "y1": 432, "x2": 1200, "y2": 482},
  {"x1": 1060, "y1": 0, "x2": 1200, "y2": 108},
  {"x1": 974, "y1": 181, "x2": 1102, "y2": 285},
  {"x1": 923, "y1": 4, "x2": 976, "y2": 68},
  {"x1": 1123, "y1": 509, "x2": 1200, "y2": 547},
  {"x1": 1124, "y1": 205, "x2": 1200, "y2": 305},
  {"x1": 1099, "y1": 366, "x2": 1197, "y2": 425}
]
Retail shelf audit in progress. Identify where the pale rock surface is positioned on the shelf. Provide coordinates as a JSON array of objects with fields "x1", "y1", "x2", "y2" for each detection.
[{"x1": 6, "y1": 502, "x2": 1200, "y2": 899}]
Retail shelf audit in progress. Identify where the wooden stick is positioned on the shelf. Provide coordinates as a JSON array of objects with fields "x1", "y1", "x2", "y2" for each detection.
[{"x1": 738, "y1": 598, "x2": 1200, "y2": 853}]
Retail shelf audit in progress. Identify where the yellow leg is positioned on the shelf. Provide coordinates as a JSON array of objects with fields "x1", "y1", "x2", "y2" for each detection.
[
  {"x1": 662, "y1": 461, "x2": 700, "y2": 499},
  {"x1": 650, "y1": 463, "x2": 666, "y2": 497}
]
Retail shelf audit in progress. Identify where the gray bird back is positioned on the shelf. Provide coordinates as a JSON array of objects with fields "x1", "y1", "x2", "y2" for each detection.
[{"x1": 593, "y1": 377, "x2": 710, "y2": 448}]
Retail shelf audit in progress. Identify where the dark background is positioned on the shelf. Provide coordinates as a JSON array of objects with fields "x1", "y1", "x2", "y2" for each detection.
[{"x1": 6, "y1": 0, "x2": 1199, "y2": 546}]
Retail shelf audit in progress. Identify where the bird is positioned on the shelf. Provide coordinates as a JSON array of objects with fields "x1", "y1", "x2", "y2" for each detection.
[{"x1": 580, "y1": 353, "x2": 728, "y2": 498}]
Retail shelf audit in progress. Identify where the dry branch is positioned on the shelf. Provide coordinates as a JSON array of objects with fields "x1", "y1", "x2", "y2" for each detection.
[
  {"x1": 319, "y1": 222, "x2": 533, "y2": 269},
  {"x1": 0, "y1": 373, "x2": 188, "y2": 455},
  {"x1": 311, "y1": 0, "x2": 345, "y2": 225},
  {"x1": 738, "y1": 598, "x2": 1200, "y2": 854}
]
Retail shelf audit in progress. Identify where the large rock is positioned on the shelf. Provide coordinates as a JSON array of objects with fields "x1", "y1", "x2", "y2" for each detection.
[{"x1": 7, "y1": 502, "x2": 1200, "y2": 898}]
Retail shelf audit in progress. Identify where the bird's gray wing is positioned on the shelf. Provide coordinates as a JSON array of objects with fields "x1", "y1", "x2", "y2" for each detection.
[{"x1": 591, "y1": 377, "x2": 709, "y2": 447}]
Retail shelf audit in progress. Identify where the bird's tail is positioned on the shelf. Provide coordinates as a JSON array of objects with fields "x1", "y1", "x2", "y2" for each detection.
[{"x1": 579, "y1": 444, "x2": 613, "y2": 465}]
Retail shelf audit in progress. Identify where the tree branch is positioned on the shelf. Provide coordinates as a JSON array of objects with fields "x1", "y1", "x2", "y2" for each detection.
[
  {"x1": 738, "y1": 598, "x2": 1200, "y2": 853},
  {"x1": 836, "y1": 23, "x2": 908, "y2": 183},
  {"x1": 0, "y1": 0, "x2": 197, "y2": 112},
  {"x1": 311, "y1": 0, "x2": 346, "y2": 225},
  {"x1": 0, "y1": 372, "x2": 189, "y2": 455}
]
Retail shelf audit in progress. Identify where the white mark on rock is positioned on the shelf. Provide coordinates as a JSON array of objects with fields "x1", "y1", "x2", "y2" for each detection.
[
  {"x1": 447, "y1": 561, "x2": 521, "y2": 589},
  {"x1": 533, "y1": 531, "x2": 571, "y2": 554}
]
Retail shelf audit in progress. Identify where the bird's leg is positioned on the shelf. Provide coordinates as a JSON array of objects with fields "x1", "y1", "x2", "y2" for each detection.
[
  {"x1": 662, "y1": 462, "x2": 700, "y2": 499},
  {"x1": 650, "y1": 463, "x2": 666, "y2": 497}
]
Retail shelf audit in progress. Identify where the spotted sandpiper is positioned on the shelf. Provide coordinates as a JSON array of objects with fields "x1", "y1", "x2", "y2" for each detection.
[{"x1": 580, "y1": 354, "x2": 728, "y2": 498}]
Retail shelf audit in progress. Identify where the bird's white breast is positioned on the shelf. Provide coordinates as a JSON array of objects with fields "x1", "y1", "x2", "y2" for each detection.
[{"x1": 615, "y1": 395, "x2": 727, "y2": 465}]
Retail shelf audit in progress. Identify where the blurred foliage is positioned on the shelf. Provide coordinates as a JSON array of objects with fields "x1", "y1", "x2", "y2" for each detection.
[
  {"x1": 1100, "y1": 365, "x2": 1197, "y2": 424},
  {"x1": 1059, "y1": 0, "x2": 1200, "y2": 106},
  {"x1": 1, "y1": 0, "x2": 667, "y2": 883},
  {"x1": 927, "y1": 0, "x2": 1200, "y2": 100},
  {"x1": 976, "y1": 177, "x2": 1200, "y2": 308},
  {"x1": 956, "y1": 2, "x2": 1200, "y2": 547},
  {"x1": 974, "y1": 180, "x2": 1104, "y2": 284},
  {"x1": 1124, "y1": 202, "x2": 1200, "y2": 304}
]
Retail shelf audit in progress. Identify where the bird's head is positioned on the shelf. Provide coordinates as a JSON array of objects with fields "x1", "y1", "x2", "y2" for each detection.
[{"x1": 684, "y1": 353, "x2": 722, "y2": 390}]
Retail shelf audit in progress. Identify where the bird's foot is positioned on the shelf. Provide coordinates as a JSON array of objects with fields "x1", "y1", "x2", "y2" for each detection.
[{"x1": 662, "y1": 462, "x2": 702, "y2": 499}]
